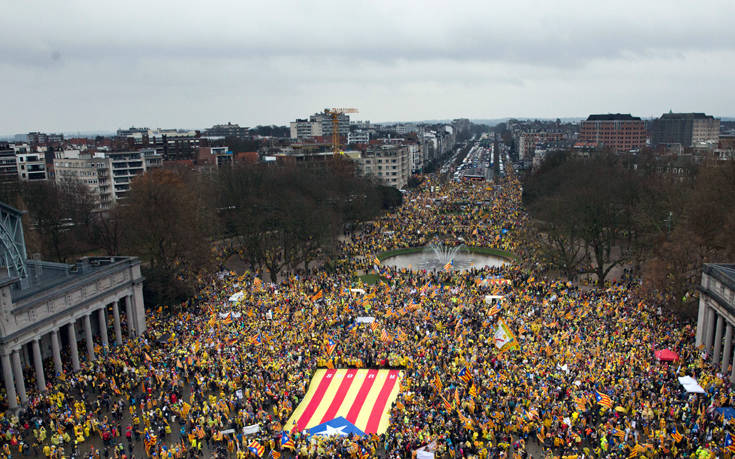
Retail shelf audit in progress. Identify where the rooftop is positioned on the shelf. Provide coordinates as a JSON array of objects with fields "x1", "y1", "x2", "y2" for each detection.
[
  {"x1": 704, "y1": 263, "x2": 735, "y2": 291},
  {"x1": 659, "y1": 112, "x2": 715, "y2": 120},
  {"x1": 586, "y1": 114, "x2": 641, "y2": 121},
  {"x1": 10, "y1": 257, "x2": 138, "y2": 303}
]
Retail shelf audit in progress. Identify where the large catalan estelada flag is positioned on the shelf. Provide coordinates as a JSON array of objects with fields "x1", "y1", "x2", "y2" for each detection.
[{"x1": 286, "y1": 369, "x2": 403, "y2": 435}]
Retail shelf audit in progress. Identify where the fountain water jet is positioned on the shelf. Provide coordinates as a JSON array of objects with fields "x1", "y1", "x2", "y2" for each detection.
[
  {"x1": 425, "y1": 242, "x2": 464, "y2": 268},
  {"x1": 380, "y1": 242, "x2": 508, "y2": 272}
]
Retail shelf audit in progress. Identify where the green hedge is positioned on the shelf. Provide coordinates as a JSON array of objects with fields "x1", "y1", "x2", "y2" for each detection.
[{"x1": 463, "y1": 246, "x2": 518, "y2": 261}]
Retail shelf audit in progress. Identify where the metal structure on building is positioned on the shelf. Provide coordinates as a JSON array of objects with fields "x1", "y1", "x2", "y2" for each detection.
[
  {"x1": 0, "y1": 203, "x2": 28, "y2": 281},
  {"x1": 324, "y1": 108, "x2": 358, "y2": 155}
]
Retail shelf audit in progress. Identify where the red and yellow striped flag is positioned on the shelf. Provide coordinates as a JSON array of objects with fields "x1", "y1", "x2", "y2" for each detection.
[
  {"x1": 433, "y1": 374, "x2": 443, "y2": 392},
  {"x1": 285, "y1": 369, "x2": 402, "y2": 435},
  {"x1": 440, "y1": 395, "x2": 454, "y2": 413}
]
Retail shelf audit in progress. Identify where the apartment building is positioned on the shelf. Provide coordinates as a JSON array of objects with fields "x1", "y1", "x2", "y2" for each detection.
[
  {"x1": 579, "y1": 114, "x2": 647, "y2": 152},
  {"x1": 54, "y1": 152, "x2": 114, "y2": 209},
  {"x1": 355, "y1": 145, "x2": 410, "y2": 188},
  {"x1": 290, "y1": 119, "x2": 322, "y2": 140},
  {"x1": 26, "y1": 132, "x2": 63, "y2": 145},
  {"x1": 348, "y1": 130, "x2": 370, "y2": 145},
  {"x1": 204, "y1": 122, "x2": 249, "y2": 138},
  {"x1": 108, "y1": 150, "x2": 162, "y2": 200},
  {"x1": 53, "y1": 149, "x2": 162, "y2": 208},
  {"x1": 0, "y1": 143, "x2": 18, "y2": 182},
  {"x1": 15, "y1": 152, "x2": 48, "y2": 181},
  {"x1": 116, "y1": 129, "x2": 200, "y2": 159},
  {"x1": 197, "y1": 146, "x2": 232, "y2": 167},
  {"x1": 517, "y1": 131, "x2": 566, "y2": 161},
  {"x1": 651, "y1": 112, "x2": 720, "y2": 147},
  {"x1": 290, "y1": 112, "x2": 350, "y2": 140}
]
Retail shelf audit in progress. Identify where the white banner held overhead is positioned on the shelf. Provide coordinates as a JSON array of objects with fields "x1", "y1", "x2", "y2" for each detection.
[
  {"x1": 228, "y1": 291, "x2": 245, "y2": 303},
  {"x1": 678, "y1": 376, "x2": 705, "y2": 393},
  {"x1": 242, "y1": 424, "x2": 260, "y2": 435},
  {"x1": 355, "y1": 316, "x2": 376, "y2": 323}
]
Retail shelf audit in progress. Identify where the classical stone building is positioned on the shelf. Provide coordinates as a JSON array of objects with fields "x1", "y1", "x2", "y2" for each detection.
[
  {"x1": 0, "y1": 202, "x2": 145, "y2": 409},
  {"x1": 696, "y1": 263, "x2": 735, "y2": 380}
]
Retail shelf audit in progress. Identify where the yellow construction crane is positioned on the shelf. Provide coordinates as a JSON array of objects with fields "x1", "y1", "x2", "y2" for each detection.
[{"x1": 324, "y1": 108, "x2": 358, "y2": 155}]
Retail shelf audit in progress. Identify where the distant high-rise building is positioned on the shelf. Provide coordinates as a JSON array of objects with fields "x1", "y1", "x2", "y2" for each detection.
[
  {"x1": 290, "y1": 119, "x2": 321, "y2": 140},
  {"x1": 651, "y1": 112, "x2": 720, "y2": 147},
  {"x1": 54, "y1": 149, "x2": 162, "y2": 207},
  {"x1": 579, "y1": 114, "x2": 647, "y2": 152},
  {"x1": 204, "y1": 122, "x2": 249, "y2": 138},
  {"x1": 116, "y1": 129, "x2": 199, "y2": 160},
  {"x1": 348, "y1": 130, "x2": 370, "y2": 145},
  {"x1": 54, "y1": 153, "x2": 114, "y2": 209},
  {"x1": 517, "y1": 133, "x2": 536, "y2": 161},
  {"x1": 116, "y1": 127, "x2": 149, "y2": 137},
  {"x1": 394, "y1": 124, "x2": 417, "y2": 135},
  {"x1": 0, "y1": 143, "x2": 18, "y2": 182},
  {"x1": 107, "y1": 150, "x2": 162, "y2": 200},
  {"x1": 15, "y1": 150, "x2": 47, "y2": 181},
  {"x1": 289, "y1": 111, "x2": 350, "y2": 140},
  {"x1": 354, "y1": 145, "x2": 411, "y2": 188},
  {"x1": 27, "y1": 132, "x2": 63, "y2": 145},
  {"x1": 453, "y1": 118, "x2": 471, "y2": 134}
]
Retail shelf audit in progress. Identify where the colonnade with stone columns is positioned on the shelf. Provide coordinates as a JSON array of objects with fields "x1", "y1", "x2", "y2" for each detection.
[
  {"x1": 696, "y1": 298, "x2": 735, "y2": 383},
  {"x1": 1, "y1": 295, "x2": 139, "y2": 410}
]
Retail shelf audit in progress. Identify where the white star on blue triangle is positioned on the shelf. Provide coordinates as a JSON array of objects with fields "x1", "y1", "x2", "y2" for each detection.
[{"x1": 306, "y1": 417, "x2": 366, "y2": 437}]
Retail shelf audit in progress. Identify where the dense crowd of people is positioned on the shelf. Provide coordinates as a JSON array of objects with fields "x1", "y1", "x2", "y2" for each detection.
[{"x1": 0, "y1": 173, "x2": 732, "y2": 458}]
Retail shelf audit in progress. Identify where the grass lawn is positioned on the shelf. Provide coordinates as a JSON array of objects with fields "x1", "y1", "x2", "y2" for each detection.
[{"x1": 357, "y1": 273, "x2": 390, "y2": 285}]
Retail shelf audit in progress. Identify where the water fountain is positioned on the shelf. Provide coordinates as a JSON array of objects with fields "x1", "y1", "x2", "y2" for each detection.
[
  {"x1": 425, "y1": 242, "x2": 464, "y2": 270},
  {"x1": 379, "y1": 241, "x2": 508, "y2": 273}
]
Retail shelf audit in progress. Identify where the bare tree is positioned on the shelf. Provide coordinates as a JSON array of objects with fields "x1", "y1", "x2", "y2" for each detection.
[
  {"x1": 20, "y1": 180, "x2": 95, "y2": 262},
  {"x1": 120, "y1": 169, "x2": 215, "y2": 304}
]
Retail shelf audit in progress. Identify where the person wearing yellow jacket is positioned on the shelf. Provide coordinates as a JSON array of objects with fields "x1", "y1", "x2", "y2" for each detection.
[{"x1": 75, "y1": 424, "x2": 85, "y2": 443}]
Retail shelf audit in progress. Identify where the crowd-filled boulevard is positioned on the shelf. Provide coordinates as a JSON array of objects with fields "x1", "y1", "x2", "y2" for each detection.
[{"x1": 0, "y1": 173, "x2": 731, "y2": 459}]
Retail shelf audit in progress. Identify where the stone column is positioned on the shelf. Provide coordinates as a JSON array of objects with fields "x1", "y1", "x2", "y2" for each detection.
[
  {"x1": 730, "y1": 349, "x2": 735, "y2": 383},
  {"x1": 50, "y1": 329, "x2": 63, "y2": 377},
  {"x1": 98, "y1": 308, "x2": 109, "y2": 348},
  {"x1": 713, "y1": 315, "x2": 725, "y2": 364},
  {"x1": 11, "y1": 349, "x2": 27, "y2": 404},
  {"x1": 32, "y1": 339, "x2": 46, "y2": 392},
  {"x1": 722, "y1": 325, "x2": 733, "y2": 375},
  {"x1": 125, "y1": 297, "x2": 135, "y2": 337},
  {"x1": 83, "y1": 314, "x2": 95, "y2": 362},
  {"x1": 21, "y1": 344, "x2": 30, "y2": 368},
  {"x1": 112, "y1": 301, "x2": 123, "y2": 345},
  {"x1": 68, "y1": 322, "x2": 80, "y2": 371},
  {"x1": 132, "y1": 286, "x2": 146, "y2": 334},
  {"x1": 1, "y1": 352, "x2": 17, "y2": 410},
  {"x1": 696, "y1": 293, "x2": 707, "y2": 347},
  {"x1": 705, "y1": 308, "x2": 716, "y2": 354}
]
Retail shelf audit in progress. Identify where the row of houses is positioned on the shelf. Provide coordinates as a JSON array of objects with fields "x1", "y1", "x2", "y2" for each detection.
[
  {"x1": 510, "y1": 112, "x2": 731, "y2": 169},
  {"x1": 4, "y1": 115, "x2": 468, "y2": 203}
]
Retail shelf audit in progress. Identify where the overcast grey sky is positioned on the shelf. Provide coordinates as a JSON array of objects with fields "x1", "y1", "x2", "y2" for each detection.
[{"x1": 1, "y1": 0, "x2": 734, "y2": 134}]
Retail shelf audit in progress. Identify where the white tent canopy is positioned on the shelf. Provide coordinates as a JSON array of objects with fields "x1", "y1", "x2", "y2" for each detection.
[{"x1": 678, "y1": 376, "x2": 705, "y2": 393}]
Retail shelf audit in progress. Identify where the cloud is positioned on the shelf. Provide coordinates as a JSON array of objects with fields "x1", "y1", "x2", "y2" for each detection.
[
  {"x1": 0, "y1": 0, "x2": 733, "y2": 132},
  {"x1": 3, "y1": 0, "x2": 735, "y2": 67}
]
